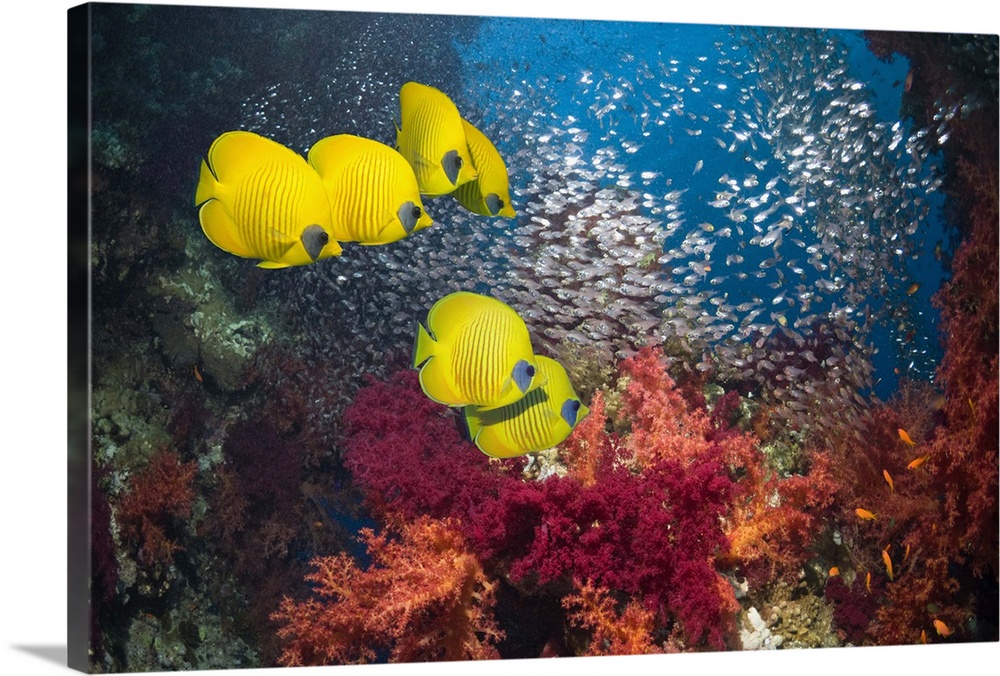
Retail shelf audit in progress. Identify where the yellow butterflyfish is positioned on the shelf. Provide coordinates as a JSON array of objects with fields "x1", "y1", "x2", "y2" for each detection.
[
  {"x1": 396, "y1": 82, "x2": 478, "y2": 196},
  {"x1": 463, "y1": 356, "x2": 589, "y2": 458},
  {"x1": 308, "y1": 134, "x2": 433, "y2": 245},
  {"x1": 413, "y1": 292, "x2": 542, "y2": 410},
  {"x1": 452, "y1": 118, "x2": 516, "y2": 218},
  {"x1": 194, "y1": 131, "x2": 341, "y2": 268}
]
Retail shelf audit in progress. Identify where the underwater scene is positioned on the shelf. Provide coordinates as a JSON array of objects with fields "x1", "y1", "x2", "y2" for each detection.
[{"x1": 77, "y1": 1, "x2": 998, "y2": 671}]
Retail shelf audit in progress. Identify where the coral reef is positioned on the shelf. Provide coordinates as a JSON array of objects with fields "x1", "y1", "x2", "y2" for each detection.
[
  {"x1": 803, "y1": 29, "x2": 1000, "y2": 648},
  {"x1": 614, "y1": 347, "x2": 716, "y2": 469},
  {"x1": 122, "y1": 583, "x2": 259, "y2": 671},
  {"x1": 114, "y1": 447, "x2": 197, "y2": 572},
  {"x1": 340, "y1": 370, "x2": 523, "y2": 523},
  {"x1": 927, "y1": 151, "x2": 999, "y2": 578},
  {"x1": 761, "y1": 582, "x2": 837, "y2": 649},
  {"x1": 272, "y1": 516, "x2": 503, "y2": 665},
  {"x1": 89, "y1": 464, "x2": 118, "y2": 654},
  {"x1": 467, "y1": 448, "x2": 739, "y2": 649},
  {"x1": 338, "y1": 346, "x2": 840, "y2": 652},
  {"x1": 148, "y1": 243, "x2": 273, "y2": 393},
  {"x1": 824, "y1": 573, "x2": 883, "y2": 645},
  {"x1": 563, "y1": 579, "x2": 664, "y2": 655},
  {"x1": 612, "y1": 349, "x2": 837, "y2": 590}
]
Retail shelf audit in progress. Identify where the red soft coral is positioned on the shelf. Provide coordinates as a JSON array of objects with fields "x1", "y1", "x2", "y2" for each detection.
[
  {"x1": 559, "y1": 388, "x2": 613, "y2": 487},
  {"x1": 115, "y1": 447, "x2": 196, "y2": 568},
  {"x1": 859, "y1": 30, "x2": 999, "y2": 589},
  {"x1": 927, "y1": 154, "x2": 1000, "y2": 575},
  {"x1": 340, "y1": 347, "x2": 850, "y2": 651},
  {"x1": 272, "y1": 516, "x2": 503, "y2": 665}
]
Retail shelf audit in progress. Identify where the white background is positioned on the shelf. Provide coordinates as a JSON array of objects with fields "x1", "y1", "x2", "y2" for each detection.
[{"x1": 1, "y1": 1, "x2": 997, "y2": 675}]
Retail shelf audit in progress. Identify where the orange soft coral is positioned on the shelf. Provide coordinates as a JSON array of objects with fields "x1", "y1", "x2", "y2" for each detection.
[
  {"x1": 559, "y1": 388, "x2": 613, "y2": 487},
  {"x1": 616, "y1": 348, "x2": 714, "y2": 469},
  {"x1": 272, "y1": 516, "x2": 503, "y2": 665},
  {"x1": 563, "y1": 578, "x2": 664, "y2": 655},
  {"x1": 724, "y1": 443, "x2": 838, "y2": 585}
]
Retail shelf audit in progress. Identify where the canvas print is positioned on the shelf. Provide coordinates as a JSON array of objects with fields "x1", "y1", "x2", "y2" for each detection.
[{"x1": 68, "y1": 1, "x2": 999, "y2": 672}]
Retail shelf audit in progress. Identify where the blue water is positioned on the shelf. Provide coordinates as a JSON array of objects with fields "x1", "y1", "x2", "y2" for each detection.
[{"x1": 451, "y1": 18, "x2": 948, "y2": 401}]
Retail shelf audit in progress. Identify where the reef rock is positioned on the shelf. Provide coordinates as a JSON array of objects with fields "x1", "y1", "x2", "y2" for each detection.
[{"x1": 740, "y1": 606, "x2": 783, "y2": 650}]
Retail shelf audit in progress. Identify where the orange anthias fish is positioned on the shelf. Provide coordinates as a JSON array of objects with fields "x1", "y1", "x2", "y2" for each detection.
[
  {"x1": 829, "y1": 566, "x2": 840, "y2": 577},
  {"x1": 883, "y1": 469, "x2": 894, "y2": 493},
  {"x1": 882, "y1": 549, "x2": 894, "y2": 581},
  {"x1": 898, "y1": 428, "x2": 917, "y2": 446},
  {"x1": 855, "y1": 508, "x2": 877, "y2": 521},
  {"x1": 908, "y1": 455, "x2": 931, "y2": 470},
  {"x1": 865, "y1": 571, "x2": 872, "y2": 593},
  {"x1": 933, "y1": 619, "x2": 952, "y2": 637},
  {"x1": 920, "y1": 629, "x2": 927, "y2": 644}
]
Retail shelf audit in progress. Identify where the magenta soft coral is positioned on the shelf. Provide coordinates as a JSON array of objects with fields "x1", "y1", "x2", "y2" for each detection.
[
  {"x1": 462, "y1": 443, "x2": 738, "y2": 649},
  {"x1": 341, "y1": 370, "x2": 522, "y2": 522}
]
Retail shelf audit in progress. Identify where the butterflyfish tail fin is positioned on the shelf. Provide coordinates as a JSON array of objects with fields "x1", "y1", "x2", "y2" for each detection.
[
  {"x1": 198, "y1": 200, "x2": 253, "y2": 258},
  {"x1": 461, "y1": 405, "x2": 481, "y2": 444},
  {"x1": 194, "y1": 157, "x2": 220, "y2": 207},
  {"x1": 413, "y1": 320, "x2": 436, "y2": 368}
]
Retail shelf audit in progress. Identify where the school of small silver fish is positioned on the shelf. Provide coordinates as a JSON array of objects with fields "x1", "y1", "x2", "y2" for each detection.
[{"x1": 238, "y1": 19, "x2": 994, "y2": 440}]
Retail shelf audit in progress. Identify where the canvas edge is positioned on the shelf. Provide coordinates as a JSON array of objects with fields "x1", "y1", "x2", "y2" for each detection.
[{"x1": 68, "y1": 3, "x2": 94, "y2": 673}]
